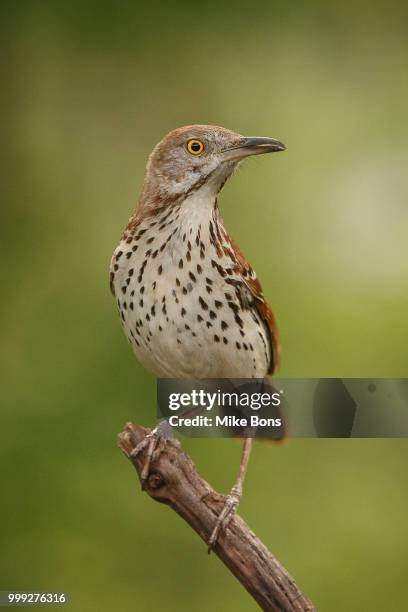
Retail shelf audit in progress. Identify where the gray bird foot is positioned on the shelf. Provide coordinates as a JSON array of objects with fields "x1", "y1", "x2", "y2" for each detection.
[
  {"x1": 130, "y1": 421, "x2": 174, "y2": 489},
  {"x1": 208, "y1": 484, "x2": 242, "y2": 553}
]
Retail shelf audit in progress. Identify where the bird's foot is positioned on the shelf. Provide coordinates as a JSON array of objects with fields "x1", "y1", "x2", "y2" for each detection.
[
  {"x1": 130, "y1": 421, "x2": 174, "y2": 489},
  {"x1": 130, "y1": 427, "x2": 160, "y2": 489},
  {"x1": 208, "y1": 484, "x2": 242, "y2": 553}
]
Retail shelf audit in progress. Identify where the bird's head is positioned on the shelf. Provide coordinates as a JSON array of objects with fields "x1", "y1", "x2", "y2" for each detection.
[{"x1": 138, "y1": 125, "x2": 285, "y2": 212}]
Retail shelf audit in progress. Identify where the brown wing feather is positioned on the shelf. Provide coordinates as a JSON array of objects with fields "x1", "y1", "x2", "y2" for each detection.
[{"x1": 229, "y1": 239, "x2": 280, "y2": 375}]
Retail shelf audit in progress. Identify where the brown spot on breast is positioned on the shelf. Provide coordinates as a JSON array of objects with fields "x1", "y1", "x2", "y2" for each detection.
[{"x1": 199, "y1": 297, "x2": 208, "y2": 310}]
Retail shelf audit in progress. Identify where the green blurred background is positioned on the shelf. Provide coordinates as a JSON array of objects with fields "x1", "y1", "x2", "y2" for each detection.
[{"x1": 1, "y1": 1, "x2": 407, "y2": 610}]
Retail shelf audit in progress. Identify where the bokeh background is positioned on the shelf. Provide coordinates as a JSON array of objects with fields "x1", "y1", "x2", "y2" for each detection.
[{"x1": 1, "y1": 1, "x2": 408, "y2": 610}]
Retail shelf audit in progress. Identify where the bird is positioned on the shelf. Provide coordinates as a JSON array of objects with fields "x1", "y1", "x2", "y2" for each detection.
[{"x1": 110, "y1": 124, "x2": 286, "y2": 549}]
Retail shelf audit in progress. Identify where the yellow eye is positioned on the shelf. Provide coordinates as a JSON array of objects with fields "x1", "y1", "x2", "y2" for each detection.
[{"x1": 186, "y1": 139, "x2": 205, "y2": 155}]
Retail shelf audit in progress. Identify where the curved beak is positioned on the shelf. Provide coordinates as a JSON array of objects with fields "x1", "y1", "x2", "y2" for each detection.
[{"x1": 222, "y1": 136, "x2": 286, "y2": 161}]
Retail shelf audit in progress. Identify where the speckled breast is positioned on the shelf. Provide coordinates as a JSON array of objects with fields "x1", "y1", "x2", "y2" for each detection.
[{"x1": 110, "y1": 198, "x2": 271, "y2": 378}]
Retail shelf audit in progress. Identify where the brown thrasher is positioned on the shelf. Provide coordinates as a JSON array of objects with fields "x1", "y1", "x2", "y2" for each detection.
[{"x1": 110, "y1": 125, "x2": 286, "y2": 549}]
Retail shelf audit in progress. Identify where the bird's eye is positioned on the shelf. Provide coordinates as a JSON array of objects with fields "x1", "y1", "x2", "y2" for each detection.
[{"x1": 186, "y1": 139, "x2": 205, "y2": 155}]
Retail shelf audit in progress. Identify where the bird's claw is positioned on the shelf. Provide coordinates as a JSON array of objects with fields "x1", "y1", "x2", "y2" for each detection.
[
  {"x1": 208, "y1": 485, "x2": 241, "y2": 553},
  {"x1": 130, "y1": 427, "x2": 160, "y2": 490}
]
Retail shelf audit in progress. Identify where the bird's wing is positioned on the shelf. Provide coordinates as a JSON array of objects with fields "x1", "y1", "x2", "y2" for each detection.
[{"x1": 229, "y1": 238, "x2": 280, "y2": 375}]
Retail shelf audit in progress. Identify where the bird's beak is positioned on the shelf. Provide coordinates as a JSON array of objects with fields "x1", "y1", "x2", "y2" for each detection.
[{"x1": 222, "y1": 136, "x2": 286, "y2": 161}]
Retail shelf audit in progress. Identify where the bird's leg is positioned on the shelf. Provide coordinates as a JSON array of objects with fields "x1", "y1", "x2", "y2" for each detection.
[
  {"x1": 208, "y1": 437, "x2": 253, "y2": 552},
  {"x1": 130, "y1": 420, "x2": 174, "y2": 489}
]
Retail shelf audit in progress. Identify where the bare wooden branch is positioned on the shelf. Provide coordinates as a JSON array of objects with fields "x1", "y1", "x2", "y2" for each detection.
[{"x1": 118, "y1": 423, "x2": 315, "y2": 612}]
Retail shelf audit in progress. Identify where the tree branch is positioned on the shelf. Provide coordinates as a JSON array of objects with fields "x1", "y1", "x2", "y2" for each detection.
[{"x1": 117, "y1": 423, "x2": 315, "y2": 612}]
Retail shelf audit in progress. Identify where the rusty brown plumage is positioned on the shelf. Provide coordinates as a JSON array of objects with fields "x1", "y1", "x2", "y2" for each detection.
[{"x1": 228, "y1": 237, "x2": 280, "y2": 374}]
